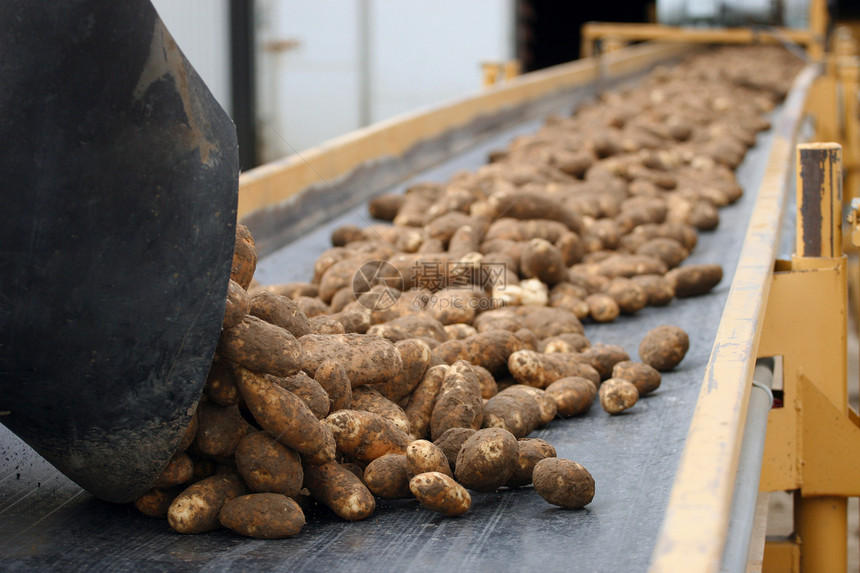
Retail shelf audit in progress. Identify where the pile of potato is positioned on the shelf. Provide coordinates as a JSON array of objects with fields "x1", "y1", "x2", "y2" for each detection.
[{"x1": 132, "y1": 46, "x2": 802, "y2": 539}]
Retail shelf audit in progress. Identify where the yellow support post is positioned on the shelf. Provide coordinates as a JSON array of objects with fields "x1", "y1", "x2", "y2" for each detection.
[
  {"x1": 793, "y1": 143, "x2": 847, "y2": 573},
  {"x1": 481, "y1": 61, "x2": 501, "y2": 88}
]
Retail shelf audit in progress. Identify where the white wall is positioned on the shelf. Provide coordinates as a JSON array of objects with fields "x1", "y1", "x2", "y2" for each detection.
[
  {"x1": 256, "y1": 0, "x2": 515, "y2": 162},
  {"x1": 149, "y1": 0, "x2": 232, "y2": 114}
]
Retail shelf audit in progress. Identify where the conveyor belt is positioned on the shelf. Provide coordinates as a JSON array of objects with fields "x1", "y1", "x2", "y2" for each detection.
[{"x1": 0, "y1": 80, "x2": 785, "y2": 571}]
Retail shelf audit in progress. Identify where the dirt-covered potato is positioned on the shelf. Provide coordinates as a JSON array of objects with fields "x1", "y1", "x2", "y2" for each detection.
[
  {"x1": 430, "y1": 427, "x2": 474, "y2": 473},
  {"x1": 585, "y1": 293, "x2": 620, "y2": 323},
  {"x1": 409, "y1": 472, "x2": 471, "y2": 516},
  {"x1": 223, "y1": 279, "x2": 250, "y2": 330},
  {"x1": 665, "y1": 263, "x2": 723, "y2": 297},
  {"x1": 532, "y1": 458, "x2": 595, "y2": 509},
  {"x1": 635, "y1": 237, "x2": 688, "y2": 269},
  {"x1": 192, "y1": 402, "x2": 252, "y2": 460},
  {"x1": 154, "y1": 452, "x2": 194, "y2": 488},
  {"x1": 325, "y1": 409, "x2": 411, "y2": 462},
  {"x1": 539, "y1": 333, "x2": 591, "y2": 354},
  {"x1": 406, "y1": 439, "x2": 453, "y2": 478},
  {"x1": 507, "y1": 349, "x2": 600, "y2": 389},
  {"x1": 314, "y1": 359, "x2": 353, "y2": 412},
  {"x1": 638, "y1": 324, "x2": 690, "y2": 371},
  {"x1": 612, "y1": 360, "x2": 662, "y2": 395},
  {"x1": 218, "y1": 315, "x2": 304, "y2": 377},
  {"x1": 350, "y1": 387, "x2": 412, "y2": 437},
  {"x1": 545, "y1": 376, "x2": 597, "y2": 417},
  {"x1": 454, "y1": 428, "x2": 519, "y2": 492},
  {"x1": 405, "y1": 364, "x2": 447, "y2": 440},
  {"x1": 367, "y1": 338, "x2": 432, "y2": 402},
  {"x1": 219, "y1": 493, "x2": 305, "y2": 539},
  {"x1": 203, "y1": 355, "x2": 240, "y2": 407},
  {"x1": 249, "y1": 290, "x2": 311, "y2": 338},
  {"x1": 167, "y1": 474, "x2": 246, "y2": 534},
  {"x1": 502, "y1": 385, "x2": 557, "y2": 426},
  {"x1": 231, "y1": 224, "x2": 257, "y2": 290},
  {"x1": 630, "y1": 274, "x2": 675, "y2": 306},
  {"x1": 473, "y1": 364, "x2": 499, "y2": 399},
  {"x1": 578, "y1": 343, "x2": 630, "y2": 380},
  {"x1": 234, "y1": 432, "x2": 303, "y2": 497},
  {"x1": 308, "y1": 315, "x2": 346, "y2": 335},
  {"x1": 520, "y1": 238, "x2": 568, "y2": 285},
  {"x1": 430, "y1": 360, "x2": 483, "y2": 440},
  {"x1": 300, "y1": 333, "x2": 403, "y2": 387},
  {"x1": 603, "y1": 278, "x2": 647, "y2": 315},
  {"x1": 369, "y1": 193, "x2": 405, "y2": 221},
  {"x1": 599, "y1": 378, "x2": 639, "y2": 414},
  {"x1": 363, "y1": 454, "x2": 412, "y2": 499},
  {"x1": 506, "y1": 438, "x2": 557, "y2": 487},
  {"x1": 273, "y1": 371, "x2": 330, "y2": 419},
  {"x1": 236, "y1": 368, "x2": 336, "y2": 466},
  {"x1": 135, "y1": 487, "x2": 181, "y2": 519},
  {"x1": 303, "y1": 461, "x2": 376, "y2": 521},
  {"x1": 481, "y1": 391, "x2": 541, "y2": 438}
]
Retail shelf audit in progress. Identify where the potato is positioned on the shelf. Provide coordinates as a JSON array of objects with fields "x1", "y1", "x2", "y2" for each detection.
[
  {"x1": 154, "y1": 452, "x2": 194, "y2": 488},
  {"x1": 556, "y1": 231, "x2": 585, "y2": 265},
  {"x1": 203, "y1": 354, "x2": 240, "y2": 407},
  {"x1": 409, "y1": 472, "x2": 471, "y2": 516},
  {"x1": 272, "y1": 371, "x2": 330, "y2": 419},
  {"x1": 406, "y1": 440, "x2": 453, "y2": 478},
  {"x1": 324, "y1": 409, "x2": 411, "y2": 463},
  {"x1": 231, "y1": 224, "x2": 257, "y2": 290},
  {"x1": 350, "y1": 387, "x2": 412, "y2": 437},
  {"x1": 234, "y1": 432, "x2": 303, "y2": 496},
  {"x1": 487, "y1": 190, "x2": 583, "y2": 234},
  {"x1": 596, "y1": 254, "x2": 667, "y2": 278},
  {"x1": 578, "y1": 343, "x2": 630, "y2": 380},
  {"x1": 508, "y1": 349, "x2": 600, "y2": 389},
  {"x1": 501, "y1": 385, "x2": 557, "y2": 426},
  {"x1": 585, "y1": 293, "x2": 620, "y2": 323},
  {"x1": 516, "y1": 306, "x2": 585, "y2": 338},
  {"x1": 404, "y1": 364, "x2": 447, "y2": 440},
  {"x1": 532, "y1": 458, "x2": 594, "y2": 509},
  {"x1": 308, "y1": 315, "x2": 346, "y2": 334},
  {"x1": 134, "y1": 487, "x2": 181, "y2": 519},
  {"x1": 249, "y1": 290, "x2": 311, "y2": 338},
  {"x1": 473, "y1": 363, "x2": 499, "y2": 399},
  {"x1": 369, "y1": 193, "x2": 405, "y2": 221},
  {"x1": 430, "y1": 360, "x2": 484, "y2": 440},
  {"x1": 177, "y1": 410, "x2": 198, "y2": 452},
  {"x1": 236, "y1": 367, "x2": 336, "y2": 465},
  {"x1": 223, "y1": 279, "x2": 250, "y2": 330},
  {"x1": 612, "y1": 360, "x2": 662, "y2": 395},
  {"x1": 167, "y1": 474, "x2": 245, "y2": 534},
  {"x1": 310, "y1": 359, "x2": 351, "y2": 413},
  {"x1": 545, "y1": 377, "x2": 597, "y2": 417},
  {"x1": 481, "y1": 392, "x2": 541, "y2": 439},
  {"x1": 331, "y1": 224, "x2": 364, "y2": 246},
  {"x1": 506, "y1": 438, "x2": 557, "y2": 487},
  {"x1": 303, "y1": 461, "x2": 376, "y2": 521},
  {"x1": 635, "y1": 237, "x2": 688, "y2": 269},
  {"x1": 639, "y1": 324, "x2": 690, "y2": 371},
  {"x1": 665, "y1": 263, "x2": 723, "y2": 297},
  {"x1": 363, "y1": 454, "x2": 412, "y2": 499},
  {"x1": 218, "y1": 315, "x2": 304, "y2": 377},
  {"x1": 599, "y1": 378, "x2": 639, "y2": 414},
  {"x1": 630, "y1": 274, "x2": 675, "y2": 306},
  {"x1": 604, "y1": 278, "x2": 647, "y2": 314},
  {"x1": 433, "y1": 427, "x2": 477, "y2": 472},
  {"x1": 454, "y1": 428, "x2": 519, "y2": 491},
  {"x1": 519, "y1": 238, "x2": 568, "y2": 286},
  {"x1": 219, "y1": 493, "x2": 305, "y2": 539},
  {"x1": 300, "y1": 333, "x2": 403, "y2": 387},
  {"x1": 539, "y1": 333, "x2": 591, "y2": 354},
  {"x1": 366, "y1": 338, "x2": 432, "y2": 404},
  {"x1": 192, "y1": 402, "x2": 252, "y2": 460},
  {"x1": 294, "y1": 295, "x2": 329, "y2": 318},
  {"x1": 444, "y1": 323, "x2": 478, "y2": 340}
]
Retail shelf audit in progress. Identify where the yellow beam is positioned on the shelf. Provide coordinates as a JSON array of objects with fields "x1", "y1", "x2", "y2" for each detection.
[
  {"x1": 237, "y1": 42, "x2": 690, "y2": 222},
  {"x1": 763, "y1": 537, "x2": 801, "y2": 573},
  {"x1": 648, "y1": 64, "x2": 820, "y2": 573}
]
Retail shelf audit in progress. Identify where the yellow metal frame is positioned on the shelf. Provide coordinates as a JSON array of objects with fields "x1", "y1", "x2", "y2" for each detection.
[{"x1": 581, "y1": 0, "x2": 828, "y2": 60}]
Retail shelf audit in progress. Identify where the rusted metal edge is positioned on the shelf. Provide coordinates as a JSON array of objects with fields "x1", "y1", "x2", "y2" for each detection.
[{"x1": 648, "y1": 63, "x2": 820, "y2": 573}]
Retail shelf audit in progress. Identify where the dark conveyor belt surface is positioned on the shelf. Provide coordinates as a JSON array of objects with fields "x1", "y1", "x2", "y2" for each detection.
[{"x1": 0, "y1": 99, "x2": 780, "y2": 572}]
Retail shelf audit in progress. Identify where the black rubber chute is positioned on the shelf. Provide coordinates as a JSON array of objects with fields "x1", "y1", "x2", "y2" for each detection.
[{"x1": 0, "y1": 1, "x2": 239, "y2": 502}]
